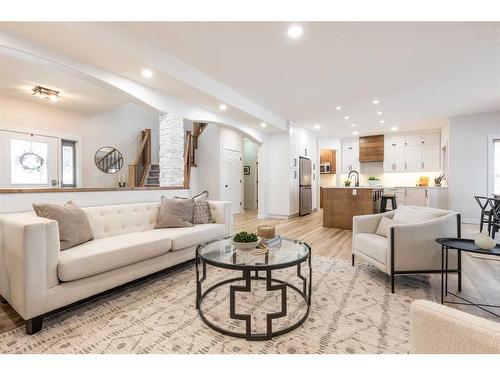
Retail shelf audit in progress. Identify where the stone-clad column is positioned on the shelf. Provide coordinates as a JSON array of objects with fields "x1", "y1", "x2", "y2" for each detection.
[{"x1": 159, "y1": 113, "x2": 184, "y2": 186}]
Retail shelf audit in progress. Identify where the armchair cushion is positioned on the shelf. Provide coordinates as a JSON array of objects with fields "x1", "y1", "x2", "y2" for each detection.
[
  {"x1": 375, "y1": 217, "x2": 398, "y2": 237},
  {"x1": 354, "y1": 233, "x2": 388, "y2": 264}
]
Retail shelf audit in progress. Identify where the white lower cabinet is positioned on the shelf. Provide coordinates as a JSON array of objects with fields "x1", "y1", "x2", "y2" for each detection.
[{"x1": 385, "y1": 187, "x2": 448, "y2": 209}]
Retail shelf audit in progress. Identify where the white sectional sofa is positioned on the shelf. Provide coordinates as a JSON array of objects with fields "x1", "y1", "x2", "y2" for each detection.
[{"x1": 0, "y1": 200, "x2": 232, "y2": 334}]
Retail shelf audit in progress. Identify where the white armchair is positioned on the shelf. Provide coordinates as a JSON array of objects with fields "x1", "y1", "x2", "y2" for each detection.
[{"x1": 352, "y1": 206, "x2": 461, "y2": 293}]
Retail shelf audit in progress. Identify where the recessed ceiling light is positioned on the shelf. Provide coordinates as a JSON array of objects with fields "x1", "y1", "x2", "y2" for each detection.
[
  {"x1": 260, "y1": 122, "x2": 267, "y2": 128},
  {"x1": 344, "y1": 116, "x2": 350, "y2": 120},
  {"x1": 379, "y1": 120, "x2": 385, "y2": 124},
  {"x1": 350, "y1": 124, "x2": 356, "y2": 128},
  {"x1": 336, "y1": 106, "x2": 342, "y2": 111},
  {"x1": 372, "y1": 99, "x2": 379, "y2": 104},
  {"x1": 142, "y1": 69, "x2": 153, "y2": 78},
  {"x1": 287, "y1": 25, "x2": 303, "y2": 39},
  {"x1": 314, "y1": 124, "x2": 321, "y2": 129},
  {"x1": 352, "y1": 131, "x2": 359, "y2": 135},
  {"x1": 219, "y1": 104, "x2": 227, "y2": 111},
  {"x1": 377, "y1": 111, "x2": 383, "y2": 115},
  {"x1": 391, "y1": 126, "x2": 399, "y2": 131}
]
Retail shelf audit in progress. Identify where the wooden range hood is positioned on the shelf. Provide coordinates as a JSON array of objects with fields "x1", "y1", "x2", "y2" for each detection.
[{"x1": 359, "y1": 134, "x2": 384, "y2": 162}]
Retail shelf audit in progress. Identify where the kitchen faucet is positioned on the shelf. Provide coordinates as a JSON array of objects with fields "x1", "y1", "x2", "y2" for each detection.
[{"x1": 348, "y1": 170, "x2": 360, "y2": 187}]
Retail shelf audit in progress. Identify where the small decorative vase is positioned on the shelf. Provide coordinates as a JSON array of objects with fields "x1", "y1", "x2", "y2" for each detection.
[
  {"x1": 474, "y1": 232, "x2": 497, "y2": 250},
  {"x1": 435, "y1": 183, "x2": 441, "y2": 187}
]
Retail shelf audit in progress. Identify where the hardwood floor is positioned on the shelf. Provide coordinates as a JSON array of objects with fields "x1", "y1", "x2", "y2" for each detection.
[{"x1": 1, "y1": 209, "x2": 499, "y2": 335}]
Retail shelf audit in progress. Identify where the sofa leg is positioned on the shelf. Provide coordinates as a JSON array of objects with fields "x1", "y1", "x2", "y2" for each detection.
[
  {"x1": 391, "y1": 275, "x2": 395, "y2": 294},
  {"x1": 0, "y1": 295, "x2": 7, "y2": 304},
  {"x1": 26, "y1": 316, "x2": 43, "y2": 335},
  {"x1": 351, "y1": 254, "x2": 355, "y2": 266}
]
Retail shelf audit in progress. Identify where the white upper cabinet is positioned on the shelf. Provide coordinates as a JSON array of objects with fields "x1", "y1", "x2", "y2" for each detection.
[
  {"x1": 383, "y1": 132, "x2": 441, "y2": 172},
  {"x1": 342, "y1": 137, "x2": 360, "y2": 173}
]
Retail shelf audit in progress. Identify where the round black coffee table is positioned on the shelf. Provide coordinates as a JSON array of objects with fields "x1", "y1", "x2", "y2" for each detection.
[
  {"x1": 195, "y1": 236, "x2": 312, "y2": 341},
  {"x1": 436, "y1": 237, "x2": 500, "y2": 318}
]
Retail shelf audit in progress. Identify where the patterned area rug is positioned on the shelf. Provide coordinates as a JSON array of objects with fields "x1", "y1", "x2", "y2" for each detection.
[{"x1": 0, "y1": 257, "x2": 433, "y2": 354}]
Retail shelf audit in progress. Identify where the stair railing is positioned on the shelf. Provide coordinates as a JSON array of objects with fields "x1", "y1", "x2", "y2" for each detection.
[{"x1": 128, "y1": 129, "x2": 151, "y2": 187}]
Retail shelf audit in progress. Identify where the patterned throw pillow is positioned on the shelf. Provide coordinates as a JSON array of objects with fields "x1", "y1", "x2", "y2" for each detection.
[{"x1": 192, "y1": 191, "x2": 214, "y2": 224}]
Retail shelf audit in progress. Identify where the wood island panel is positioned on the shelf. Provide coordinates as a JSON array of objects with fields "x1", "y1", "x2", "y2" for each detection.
[{"x1": 323, "y1": 188, "x2": 375, "y2": 229}]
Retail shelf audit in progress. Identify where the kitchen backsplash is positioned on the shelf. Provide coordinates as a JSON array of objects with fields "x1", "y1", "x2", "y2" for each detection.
[{"x1": 340, "y1": 162, "x2": 444, "y2": 187}]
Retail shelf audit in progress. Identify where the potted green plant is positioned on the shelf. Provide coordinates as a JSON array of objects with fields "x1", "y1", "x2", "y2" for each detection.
[
  {"x1": 367, "y1": 176, "x2": 381, "y2": 186},
  {"x1": 343, "y1": 179, "x2": 352, "y2": 187},
  {"x1": 231, "y1": 231, "x2": 262, "y2": 250},
  {"x1": 434, "y1": 175, "x2": 444, "y2": 187}
]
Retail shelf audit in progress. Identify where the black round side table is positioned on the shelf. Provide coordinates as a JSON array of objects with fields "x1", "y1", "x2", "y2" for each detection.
[{"x1": 436, "y1": 237, "x2": 500, "y2": 318}]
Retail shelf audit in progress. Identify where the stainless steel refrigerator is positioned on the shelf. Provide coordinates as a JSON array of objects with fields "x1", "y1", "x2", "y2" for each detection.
[{"x1": 299, "y1": 157, "x2": 312, "y2": 216}]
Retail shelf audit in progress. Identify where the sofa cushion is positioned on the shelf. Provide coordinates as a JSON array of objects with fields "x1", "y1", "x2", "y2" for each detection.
[
  {"x1": 33, "y1": 201, "x2": 94, "y2": 250},
  {"x1": 355, "y1": 233, "x2": 388, "y2": 265},
  {"x1": 58, "y1": 231, "x2": 172, "y2": 281},
  {"x1": 393, "y1": 206, "x2": 445, "y2": 224},
  {"x1": 156, "y1": 197, "x2": 195, "y2": 228},
  {"x1": 156, "y1": 223, "x2": 225, "y2": 251},
  {"x1": 376, "y1": 217, "x2": 399, "y2": 238}
]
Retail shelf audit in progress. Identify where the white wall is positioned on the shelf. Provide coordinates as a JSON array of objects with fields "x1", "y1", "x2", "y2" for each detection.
[
  {"x1": 0, "y1": 96, "x2": 158, "y2": 188},
  {"x1": 243, "y1": 138, "x2": 258, "y2": 210},
  {"x1": 448, "y1": 111, "x2": 500, "y2": 223}
]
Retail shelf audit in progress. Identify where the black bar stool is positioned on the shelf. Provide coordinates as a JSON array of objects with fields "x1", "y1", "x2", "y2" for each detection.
[
  {"x1": 380, "y1": 193, "x2": 397, "y2": 213},
  {"x1": 486, "y1": 198, "x2": 500, "y2": 239}
]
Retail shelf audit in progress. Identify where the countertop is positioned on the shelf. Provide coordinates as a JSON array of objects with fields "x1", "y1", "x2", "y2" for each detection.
[{"x1": 321, "y1": 186, "x2": 448, "y2": 189}]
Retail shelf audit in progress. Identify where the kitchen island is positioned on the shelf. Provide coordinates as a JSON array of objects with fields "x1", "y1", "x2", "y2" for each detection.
[{"x1": 323, "y1": 187, "x2": 382, "y2": 229}]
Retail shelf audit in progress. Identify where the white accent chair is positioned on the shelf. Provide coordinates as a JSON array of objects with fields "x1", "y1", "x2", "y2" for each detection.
[
  {"x1": 410, "y1": 300, "x2": 500, "y2": 353},
  {"x1": 0, "y1": 200, "x2": 232, "y2": 334},
  {"x1": 352, "y1": 206, "x2": 461, "y2": 293}
]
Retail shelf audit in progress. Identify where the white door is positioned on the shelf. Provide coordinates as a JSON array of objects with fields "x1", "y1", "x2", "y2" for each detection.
[
  {"x1": 222, "y1": 148, "x2": 242, "y2": 214},
  {"x1": 0, "y1": 130, "x2": 59, "y2": 188}
]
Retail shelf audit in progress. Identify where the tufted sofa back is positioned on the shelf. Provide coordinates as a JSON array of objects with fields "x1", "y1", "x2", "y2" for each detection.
[{"x1": 82, "y1": 202, "x2": 160, "y2": 240}]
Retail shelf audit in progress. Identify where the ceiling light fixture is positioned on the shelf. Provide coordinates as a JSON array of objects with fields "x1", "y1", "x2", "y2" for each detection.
[
  {"x1": 377, "y1": 111, "x2": 383, "y2": 115},
  {"x1": 344, "y1": 116, "x2": 350, "y2": 120},
  {"x1": 391, "y1": 126, "x2": 399, "y2": 131},
  {"x1": 314, "y1": 124, "x2": 321, "y2": 129},
  {"x1": 219, "y1": 104, "x2": 227, "y2": 111},
  {"x1": 142, "y1": 69, "x2": 153, "y2": 78},
  {"x1": 260, "y1": 122, "x2": 267, "y2": 128},
  {"x1": 32, "y1": 85, "x2": 60, "y2": 102},
  {"x1": 350, "y1": 124, "x2": 356, "y2": 128},
  {"x1": 379, "y1": 120, "x2": 385, "y2": 124},
  {"x1": 372, "y1": 99, "x2": 380, "y2": 104},
  {"x1": 287, "y1": 25, "x2": 303, "y2": 39},
  {"x1": 352, "y1": 131, "x2": 359, "y2": 135},
  {"x1": 336, "y1": 106, "x2": 342, "y2": 111}
]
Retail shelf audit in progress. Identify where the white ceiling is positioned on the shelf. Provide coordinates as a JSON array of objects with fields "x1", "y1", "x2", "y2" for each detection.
[
  {"x1": 123, "y1": 22, "x2": 500, "y2": 136},
  {"x1": 0, "y1": 51, "x2": 130, "y2": 115},
  {"x1": 2, "y1": 22, "x2": 499, "y2": 136}
]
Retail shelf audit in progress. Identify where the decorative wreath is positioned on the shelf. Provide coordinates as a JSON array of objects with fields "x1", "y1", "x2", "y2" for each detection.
[{"x1": 18, "y1": 151, "x2": 45, "y2": 172}]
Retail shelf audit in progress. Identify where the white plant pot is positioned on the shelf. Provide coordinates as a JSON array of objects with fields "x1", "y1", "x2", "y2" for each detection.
[{"x1": 231, "y1": 236, "x2": 262, "y2": 251}]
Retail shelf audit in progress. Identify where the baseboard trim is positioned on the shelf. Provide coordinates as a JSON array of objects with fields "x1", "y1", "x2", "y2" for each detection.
[{"x1": 269, "y1": 213, "x2": 299, "y2": 220}]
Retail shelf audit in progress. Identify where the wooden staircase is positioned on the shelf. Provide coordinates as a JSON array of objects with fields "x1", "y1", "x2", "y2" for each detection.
[
  {"x1": 183, "y1": 122, "x2": 207, "y2": 188},
  {"x1": 144, "y1": 164, "x2": 160, "y2": 187},
  {"x1": 128, "y1": 129, "x2": 152, "y2": 188}
]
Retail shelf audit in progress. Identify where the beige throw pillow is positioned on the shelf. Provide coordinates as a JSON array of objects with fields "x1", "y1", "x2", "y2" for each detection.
[
  {"x1": 376, "y1": 216, "x2": 398, "y2": 238},
  {"x1": 156, "y1": 197, "x2": 195, "y2": 228},
  {"x1": 33, "y1": 201, "x2": 94, "y2": 250}
]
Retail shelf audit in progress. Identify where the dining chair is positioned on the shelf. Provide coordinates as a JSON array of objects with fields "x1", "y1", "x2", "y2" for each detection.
[
  {"x1": 475, "y1": 196, "x2": 493, "y2": 233},
  {"x1": 487, "y1": 198, "x2": 500, "y2": 239}
]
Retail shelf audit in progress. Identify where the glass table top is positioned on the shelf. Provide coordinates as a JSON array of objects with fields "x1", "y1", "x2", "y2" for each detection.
[{"x1": 198, "y1": 236, "x2": 310, "y2": 270}]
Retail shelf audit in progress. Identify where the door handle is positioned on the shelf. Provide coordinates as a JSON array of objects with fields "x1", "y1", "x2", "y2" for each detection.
[
  {"x1": 225, "y1": 185, "x2": 228, "y2": 188},
  {"x1": 405, "y1": 162, "x2": 407, "y2": 170},
  {"x1": 421, "y1": 162, "x2": 424, "y2": 169}
]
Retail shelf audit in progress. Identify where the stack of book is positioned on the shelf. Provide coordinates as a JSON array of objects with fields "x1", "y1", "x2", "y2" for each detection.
[{"x1": 261, "y1": 235, "x2": 282, "y2": 248}]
